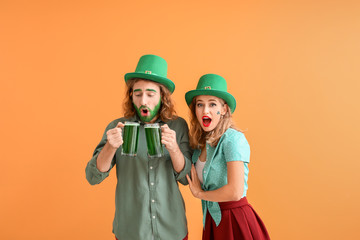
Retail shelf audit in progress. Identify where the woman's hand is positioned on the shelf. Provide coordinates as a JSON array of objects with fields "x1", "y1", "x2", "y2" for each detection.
[
  {"x1": 106, "y1": 122, "x2": 124, "y2": 149},
  {"x1": 186, "y1": 164, "x2": 204, "y2": 199}
]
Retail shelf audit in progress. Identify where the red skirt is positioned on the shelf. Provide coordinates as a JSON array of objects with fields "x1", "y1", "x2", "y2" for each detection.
[{"x1": 202, "y1": 197, "x2": 270, "y2": 240}]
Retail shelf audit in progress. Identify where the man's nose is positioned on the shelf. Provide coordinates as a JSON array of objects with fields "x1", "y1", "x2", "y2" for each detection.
[{"x1": 140, "y1": 95, "x2": 147, "y2": 106}]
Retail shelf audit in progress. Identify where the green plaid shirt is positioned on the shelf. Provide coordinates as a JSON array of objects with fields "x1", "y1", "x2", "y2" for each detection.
[{"x1": 86, "y1": 115, "x2": 192, "y2": 240}]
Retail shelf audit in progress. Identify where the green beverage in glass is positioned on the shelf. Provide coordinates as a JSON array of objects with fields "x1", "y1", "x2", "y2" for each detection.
[
  {"x1": 145, "y1": 123, "x2": 163, "y2": 158},
  {"x1": 121, "y1": 122, "x2": 140, "y2": 156}
]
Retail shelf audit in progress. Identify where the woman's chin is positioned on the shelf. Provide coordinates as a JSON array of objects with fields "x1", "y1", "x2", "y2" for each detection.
[{"x1": 201, "y1": 125, "x2": 214, "y2": 132}]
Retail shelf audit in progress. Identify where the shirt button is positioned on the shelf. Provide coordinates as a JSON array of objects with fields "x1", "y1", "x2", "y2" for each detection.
[
  {"x1": 151, "y1": 182, "x2": 154, "y2": 186},
  {"x1": 150, "y1": 166, "x2": 153, "y2": 169},
  {"x1": 204, "y1": 171, "x2": 206, "y2": 173},
  {"x1": 152, "y1": 216, "x2": 156, "y2": 219},
  {"x1": 152, "y1": 199, "x2": 155, "y2": 203}
]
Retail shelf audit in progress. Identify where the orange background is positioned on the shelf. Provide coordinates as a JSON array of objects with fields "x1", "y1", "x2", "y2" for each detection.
[{"x1": 1, "y1": 1, "x2": 360, "y2": 239}]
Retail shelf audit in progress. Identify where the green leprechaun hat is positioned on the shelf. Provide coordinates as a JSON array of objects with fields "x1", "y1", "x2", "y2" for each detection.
[
  {"x1": 124, "y1": 54, "x2": 175, "y2": 93},
  {"x1": 185, "y1": 73, "x2": 236, "y2": 113}
]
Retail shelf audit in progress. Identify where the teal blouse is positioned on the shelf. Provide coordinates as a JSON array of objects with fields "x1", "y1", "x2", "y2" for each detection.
[{"x1": 192, "y1": 128, "x2": 250, "y2": 227}]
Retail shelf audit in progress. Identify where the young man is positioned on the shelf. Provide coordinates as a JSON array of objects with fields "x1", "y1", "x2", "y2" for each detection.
[{"x1": 85, "y1": 54, "x2": 191, "y2": 240}]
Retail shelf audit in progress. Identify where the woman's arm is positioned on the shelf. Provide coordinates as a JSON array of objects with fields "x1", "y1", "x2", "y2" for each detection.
[{"x1": 187, "y1": 161, "x2": 244, "y2": 202}]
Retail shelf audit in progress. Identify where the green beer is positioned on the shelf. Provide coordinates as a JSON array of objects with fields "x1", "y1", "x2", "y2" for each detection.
[
  {"x1": 121, "y1": 122, "x2": 140, "y2": 156},
  {"x1": 145, "y1": 123, "x2": 163, "y2": 157}
]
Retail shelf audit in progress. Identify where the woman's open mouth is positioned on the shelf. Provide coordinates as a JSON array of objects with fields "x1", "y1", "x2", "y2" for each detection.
[
  {"x1": 141, "y1": 108, "x2": 150, "y2": 116},
  {"x1": 202, "y1": 116, "x2": 212, "y2": 127}
]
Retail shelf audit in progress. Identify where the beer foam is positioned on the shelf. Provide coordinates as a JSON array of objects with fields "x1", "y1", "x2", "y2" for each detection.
[
  {"x1": 124, "y1": 121, "x2": 140, "y2": 126},
  {"x1": 144, "y1": 123, "x2": 160, "y2": 128}
]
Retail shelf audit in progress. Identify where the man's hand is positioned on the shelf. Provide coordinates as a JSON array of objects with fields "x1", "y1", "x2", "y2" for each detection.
[
  {"x1": 161, "y1": 124, "x2": 180, "y2": 153},
  {"x1": 106, "y1": 122, "x2": 124, "y2": 149}
]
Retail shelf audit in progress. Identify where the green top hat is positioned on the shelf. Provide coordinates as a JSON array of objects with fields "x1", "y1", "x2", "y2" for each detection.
[
  {"x1": 185, "y1": 74, "x2": 236, "y2": 113},
  {"x1": 124, "y1": 54, "x2": 175, "y2": 93}
]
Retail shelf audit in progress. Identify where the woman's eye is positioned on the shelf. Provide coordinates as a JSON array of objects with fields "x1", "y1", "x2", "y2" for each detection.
[
  {"x1": 210, "y1": 103, "x2": 217, "y2": 107},
  {"x1": 196, "y1": 103, "x2": 203, "y2": 107}
]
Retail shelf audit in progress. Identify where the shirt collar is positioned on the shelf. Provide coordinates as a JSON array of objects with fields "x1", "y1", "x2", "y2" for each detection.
[{"x1": 128, "y1": 114, "x2": 165, "y2": 125}]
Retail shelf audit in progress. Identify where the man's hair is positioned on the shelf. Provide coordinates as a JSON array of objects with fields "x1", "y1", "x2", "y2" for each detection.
[
  {"x1": 123, "y1": 78, "x2": 177, "y2": 122},
  {"x1": 188, "y1": 97, "x2": 239, "y2": 149}
]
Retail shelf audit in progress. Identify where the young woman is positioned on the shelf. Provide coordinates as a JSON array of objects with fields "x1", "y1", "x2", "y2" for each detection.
[{"x1": 185, "y1": 74, "x2": 270, "y2": 240}]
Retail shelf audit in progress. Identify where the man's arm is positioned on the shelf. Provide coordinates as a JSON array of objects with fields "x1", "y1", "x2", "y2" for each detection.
[
  {"x1": 85, "y1": 121, "x2": 123, "y2": 185},
  {"x1": 161, "y1": 124, "x2": 185, "y2": 173},
  {"x1": 96, "y1": 122, "x2": 124, "y2": 172}
]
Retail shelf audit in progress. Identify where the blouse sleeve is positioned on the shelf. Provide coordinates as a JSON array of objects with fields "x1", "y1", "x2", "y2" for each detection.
[{"x1": 223, "y1": 131, "x2": 250, "y2": 163}]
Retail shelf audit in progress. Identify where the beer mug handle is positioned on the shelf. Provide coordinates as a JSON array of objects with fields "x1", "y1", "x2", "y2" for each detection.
[{"x1": 159, "y1": 123, "x2": 165, "y2": 147}]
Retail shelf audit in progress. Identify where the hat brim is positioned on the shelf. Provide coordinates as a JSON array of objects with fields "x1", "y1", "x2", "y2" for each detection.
[
  {"x1": 125, "y1": 72, "x2": 175, "y2": 93},
  {"x1": 185, "y1": 89, "x2": 236, "y2": 113}
]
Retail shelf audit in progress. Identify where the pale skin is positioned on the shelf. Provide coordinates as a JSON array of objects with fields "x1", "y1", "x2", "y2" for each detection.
[
  {"x1": 186, "y1": 95, "x2": 245, "y2": 202},
  {"x1": 96, "y1": 80, "x2": 185, "y2": 173}
]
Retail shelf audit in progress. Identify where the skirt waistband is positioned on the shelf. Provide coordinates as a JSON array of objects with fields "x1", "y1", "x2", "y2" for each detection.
[{"x1": 218, "y1": 197, "x2": 249, "y2": 210}]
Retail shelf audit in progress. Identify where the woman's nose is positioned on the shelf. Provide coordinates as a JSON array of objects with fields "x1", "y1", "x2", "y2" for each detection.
[{"x1": 203, "y1": 105, "x2": 210, "y2": 114}]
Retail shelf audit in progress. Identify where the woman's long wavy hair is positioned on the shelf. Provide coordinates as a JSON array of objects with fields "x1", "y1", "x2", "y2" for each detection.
[
  {"x1": 123, "y1": 78, "x2": 177, "y2": 122},
  {"x1": 188, "y1": 97, "x2": 238, "y2": 149}
]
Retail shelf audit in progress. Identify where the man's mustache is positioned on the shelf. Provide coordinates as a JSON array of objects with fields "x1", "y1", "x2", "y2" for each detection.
[{"x1": 139, "y1": 106, "x2": 150, "y2": 111}]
